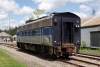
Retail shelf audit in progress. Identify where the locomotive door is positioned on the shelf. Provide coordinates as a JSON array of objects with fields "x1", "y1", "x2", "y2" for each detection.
[{"x1": 62, "y1": 22, "x2": 73, "y2": 44}]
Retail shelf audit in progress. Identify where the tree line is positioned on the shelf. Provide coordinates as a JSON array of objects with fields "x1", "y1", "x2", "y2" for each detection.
[{"x1": 0, "y1": 27, "x2": 18, "y2": 36}]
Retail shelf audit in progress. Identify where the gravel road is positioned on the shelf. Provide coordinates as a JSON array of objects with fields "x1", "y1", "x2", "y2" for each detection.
[{"x1": 0, "y1": 44, "x2": 74, "y2": 67}]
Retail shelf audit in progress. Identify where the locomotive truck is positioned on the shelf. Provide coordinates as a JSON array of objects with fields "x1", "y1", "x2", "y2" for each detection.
[{"x1": 17, "y1": 12, "x2": 81, "y2": 57}]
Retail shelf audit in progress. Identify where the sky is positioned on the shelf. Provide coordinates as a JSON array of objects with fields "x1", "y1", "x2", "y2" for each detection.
[{"x1": 0, "y1": 0, "x2": 100, "y2": 30}]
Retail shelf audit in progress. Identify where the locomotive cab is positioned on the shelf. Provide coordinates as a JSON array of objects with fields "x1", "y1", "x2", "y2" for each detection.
[{"x1": 52, "y1": 12, "x2": 81, "y2": 57}]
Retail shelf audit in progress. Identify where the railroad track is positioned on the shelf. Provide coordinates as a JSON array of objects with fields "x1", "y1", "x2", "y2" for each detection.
[
  {"x1": 58, "y1": 56, "x2": 100, "y2": 67},
  {"x1": 57, "y1": 59, "x2": 84, "y2": 67},
  {"x1": 78, "y1": 53, "x2": 100, "y2": 57},
  {"x1": 71, "y1": 53, "x2": 100, "y2": 67},
  {"x1": 75, "y1": 53, "x2": 100, "y2": 60},
  {"x1": 2, "y1": 43, "x2": 18, "y2": 49},
  {"x1": 71, "y1": 58, "x2": 100, "y2": 67}
]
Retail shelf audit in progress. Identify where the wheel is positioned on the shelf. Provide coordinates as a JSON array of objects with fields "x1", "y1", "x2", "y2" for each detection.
[
  {"x1": 20, "y1": 44, "x2": 25, "y2": 51},
  {"x1": 63, "y1": 54, "x2": 69, "y2": 58}
]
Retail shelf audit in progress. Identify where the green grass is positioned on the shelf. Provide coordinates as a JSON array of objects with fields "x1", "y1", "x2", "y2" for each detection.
[
  {"x1": 80, "y1": 48, "x2": 100, "y2": 54},
  {"x1": 0, "y1": 49, "x2": 27, "y2": 67},
  {"x1": 9, "y1": 42, "x2": 17, "y2": 45},
  {"x1": 5, "y1": 42, "x2": 17, "y2": 45}
]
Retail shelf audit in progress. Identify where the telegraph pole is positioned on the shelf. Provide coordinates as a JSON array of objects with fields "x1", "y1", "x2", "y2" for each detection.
[{"x1": 9, "y1": 18, "x2": 10, "y2": 35}]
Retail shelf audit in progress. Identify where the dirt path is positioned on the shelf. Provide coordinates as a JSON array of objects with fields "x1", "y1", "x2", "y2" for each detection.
[{"x1": 0, "y1": 44, "x2": 73, "y2": 67}]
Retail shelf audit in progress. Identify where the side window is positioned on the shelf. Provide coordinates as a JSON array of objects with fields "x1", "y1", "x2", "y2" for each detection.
[
  {"x1": 23, "y1": 31, "x2": 25, "y2": 36},
  {"x1": 32, "y1": 30, "x2": 36, "y2": 36},
  {"x1": 27, "y1": 31, "x2": 29, "y2": 36},
  {"x1": 25, "y1": 31, "x2": 26, "y2": 36},
  {"x1": 29, "y1": 31, "x2": 32, "y2": 36},
  {"x1": 35, "y1": 30, "x2": 40, "y2": 35},
  {"x1": 43, "y1": 27, "x2": 50, "y2": 35},
  {"x1": 26, "y1": 31, "x2": 28, "y2": 36},
  {"x1": 22, "y1": 31, "x2": 25, "y2": 36},
  {"x1": 29, "y1": 31, "x2": 30, "y2": 36},
  {"x1": 21, "y1": 31, "x2": 23, "y2": 36}
]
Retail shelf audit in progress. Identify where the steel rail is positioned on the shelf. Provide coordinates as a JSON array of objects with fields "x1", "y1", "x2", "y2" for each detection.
[
  {"x1": 57, "y1": 59, "x2": 84, "y2": 67},
  {"x1": 75, "y1": 54, "x2": 100, "y2": 60},
  {"x1": 71, "y1": 58, "x2": 100, "y2": 67}
]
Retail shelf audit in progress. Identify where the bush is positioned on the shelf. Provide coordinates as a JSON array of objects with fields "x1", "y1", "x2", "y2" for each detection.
[{"x1": 81, "y1": 41, "x2": 86, "y2": 49}]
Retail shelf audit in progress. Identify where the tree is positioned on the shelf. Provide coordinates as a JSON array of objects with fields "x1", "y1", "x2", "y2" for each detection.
[
  {"x1": 15, "y1": 26, "x2": 18, "y2": 29},
  {"x1": 4, "y1": 29, "x2": 7, "y2": 32},
  {"x1": 3, "y1": 27, "x2": 18, "y2": 36},
  {"x1": 46, "y1": 12, "x2": 51, "y2": 16},
  {"x1": 28, "y1": 8, "x2": 51, "y2": 20},
  {"x1": 33, "y1": 8, "x2": 45, "y2": 18},
  {"x1": 28, "y1": 16, "x2": 34, "y2": 20},
  {"x1": 0, "y1": 29, "x2": 3, "y2": 33},
  {"x1": 28, "y1": 8, "x2": 45, "y2": 20},
  {"x1": 10, "y1": 27, "x2": 18, "y2": 36},
  {"x1": 92, "y1": 9, "x2": 96, "y2": 16}
]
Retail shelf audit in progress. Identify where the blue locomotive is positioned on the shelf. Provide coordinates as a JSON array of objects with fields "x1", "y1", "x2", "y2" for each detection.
[{"x1": 17, "y1": 12, "x2": 81, "y2": 57}]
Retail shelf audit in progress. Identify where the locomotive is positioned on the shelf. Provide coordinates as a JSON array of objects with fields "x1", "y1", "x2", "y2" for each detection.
[{"x1": 17, "y1": 12, "x2": 81, "y2": 57}]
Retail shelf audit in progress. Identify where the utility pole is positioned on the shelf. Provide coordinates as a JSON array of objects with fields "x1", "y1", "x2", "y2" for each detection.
[{"x1": 9, "y1": 18, "x2": 10, "y2": 35}]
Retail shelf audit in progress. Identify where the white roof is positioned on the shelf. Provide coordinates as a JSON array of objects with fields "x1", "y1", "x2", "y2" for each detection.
[
  {"x1": 0, "y1": 32, "x2": 11, "y2": 37},
  {"x1": 12, "y1": 35, "x2": 17, "y2": 37}
]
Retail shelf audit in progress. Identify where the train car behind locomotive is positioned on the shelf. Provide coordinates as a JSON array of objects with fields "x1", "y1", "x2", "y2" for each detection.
[{"x1": 17, "y1": 12, "x2": 81, "y2": 57}]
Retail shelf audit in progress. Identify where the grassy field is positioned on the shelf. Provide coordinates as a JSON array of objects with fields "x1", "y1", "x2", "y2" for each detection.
[
  {"x1": 80, "y1": 48, "x2": 100, "y2": 55},
  {"x1": 0, "y1": 49, "x2": 27, "y2": 67}
]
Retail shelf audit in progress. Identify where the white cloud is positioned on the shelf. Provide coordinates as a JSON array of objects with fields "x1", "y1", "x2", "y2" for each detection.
[
  {"x1": 96, "y1": 10, "x2": 100, "y2": 15},
  {"x1": 14, "y1": 6, "x2": 34, "y2": 15},
  {"x1": 0, "y1": 19, "x2": 25, "y2": 30},
  {"x1": 33, "y1": 0, "x2": 68, "y2": 10},
  {"x1": 18, "y1": 20, "x2": 25, "y2": 26},
  {"x1": 11, "y1": 16, "x2": 30, "y2": 27},
  {"x1": 0, "y1": 0, "x2": 19, "y2": 11},
  {"x1": 24, "y1": 16, "x2": 29, "y2": 21},
  {"x1": 10, "y1": 19, "x2": 18, "y2": 27},
  {"x1": 10, "y1": 17, "x2": 28, "y2": 27},
  {"x1": 79, "y1": 5, "x2": 91, "y2": 12},
  {"x1": 90, "y1": 0, "x2": 100, "y2": 13},
  {"x1": 38, "y1": 2, "x2": 54, "y2": 11},
  {"x1": 33, "y1": 0, "x2": 68, "y2": 5},
  {"x1": 1, "y1": 19, "x2": 18, "y2": 30},
  {"x1": 74, "y1": 12, "x2": 88, "y2": 18},
  {"x1": 69, "y1": 0, "x2": 93, "y2": 3},
  {"x1": 89, "y1": 0, "x2": 100, "y2": 15},
  {"x1": 0, "y1": 20, "x2": 8, "y2": 30},
  {"x1": 32, "y1": 0, "x2": 93, "y2": 11},
  {"x1": 0, "y1": 11, "x2": 8, "y2": 20},
  {"x1": 90, "y1": 0, "x2": 100, "y2": 7}
]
